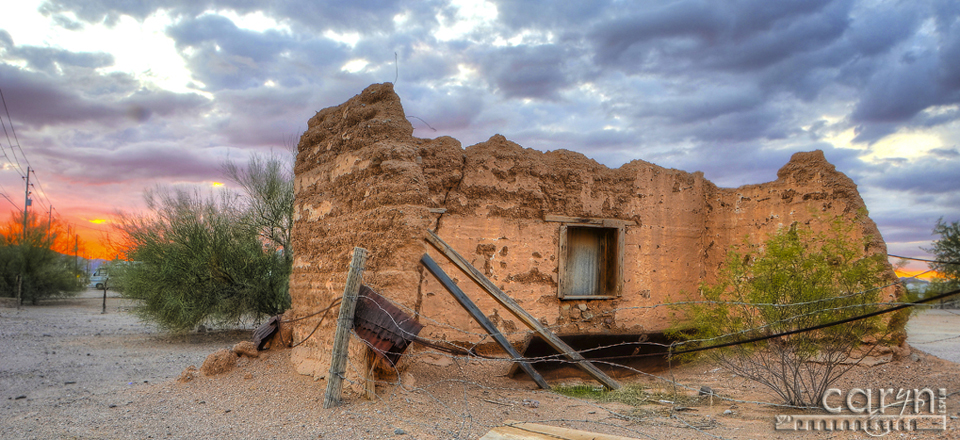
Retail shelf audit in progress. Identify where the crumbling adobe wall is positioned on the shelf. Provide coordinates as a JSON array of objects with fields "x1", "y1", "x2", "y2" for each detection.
[{"x1": 289, "y1": 83, "x2": 899, "y2": 388}]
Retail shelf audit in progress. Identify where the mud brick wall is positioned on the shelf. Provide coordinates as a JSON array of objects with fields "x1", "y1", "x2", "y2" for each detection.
[{"x1": 288, "y1": 83, "x2": 900, "y2": 388}]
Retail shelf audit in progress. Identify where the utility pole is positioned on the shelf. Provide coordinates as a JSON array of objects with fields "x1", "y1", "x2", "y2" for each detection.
[
  {"x1": 17, "y1": 166, "x2": 31, "y2": 309},
  {"x1": 47, "y1": 205, "x2": 52, "y2": 240},
  {"x1": 75, "y1": 234, "x2": 79, "y2": 287}
]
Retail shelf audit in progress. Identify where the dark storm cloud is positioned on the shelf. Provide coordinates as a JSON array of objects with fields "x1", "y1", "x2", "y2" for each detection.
[
  {"x1": 0, "y1": 33, "x2": 114, "y2": 72},
  {"x1": 473, "y1": 44, "x2": 575, "y2": 100},
  {"x1": 52, "y1": 143, "x2": 222, "y2": 184},
  {"x1": 2, "y1": 0, "x2": 955, "y2": 254},
  {"x1": 401, "y1": 85, "x2": 485, "y2": 132},
  {"x1": 862, "y1": 155, "x2": 960, "y2": 195},
  {"x1": 11, "y1": 46, "x2": 114, "y2": 72},
  {"x1": 0, "y1": 63, "x2": 207, "y2": 128},
  {"x1": 490, "y1": 0, "x2": 611, "y2": 30},
  {"x1": 39, "y1": 0, "x2": 414, "y2": 33},
  {"x1": 166, "y1": 14, "x2": 307, "y2": 91},
  {"x1": 588, "y1": 0, "x2": 847, "y2": 71}
]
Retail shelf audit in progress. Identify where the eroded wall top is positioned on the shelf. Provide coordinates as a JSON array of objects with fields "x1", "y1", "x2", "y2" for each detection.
[{"x1": 288, "y1": 83, "x2": 897, "y2": 385}]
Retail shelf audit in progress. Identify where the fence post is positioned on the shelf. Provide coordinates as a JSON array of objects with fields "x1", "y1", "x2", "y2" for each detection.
[{"x1": 323, "y1": 247, "x2": 369, "y2": 409}]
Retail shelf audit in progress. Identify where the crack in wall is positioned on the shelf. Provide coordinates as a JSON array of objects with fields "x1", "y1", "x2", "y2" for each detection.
[
  {"x1": 432, "y1": 152, "x2": 467, "y2": 234},
  {"x1": 414, "y1": 264, "x2": 425, "y2": 319}
]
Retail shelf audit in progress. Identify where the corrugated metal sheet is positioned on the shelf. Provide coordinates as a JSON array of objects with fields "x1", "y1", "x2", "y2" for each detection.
[
  {"x1": 253, "y1": 315, "x2": 280, "y2": 350},
  {"x1": 353, "y1": 285, "x2": 424, "y2": 365}
]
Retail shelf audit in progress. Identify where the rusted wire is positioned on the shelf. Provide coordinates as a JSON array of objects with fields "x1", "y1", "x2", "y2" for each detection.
[{"x1": 280, "y1": 297, "x2": 343, "y2": 348}]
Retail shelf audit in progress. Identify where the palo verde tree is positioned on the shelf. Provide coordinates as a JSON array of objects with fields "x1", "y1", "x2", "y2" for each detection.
[
  {"x1": 0, "y1": 211, "x2": 83, "y2": 303},
  {"x1": 669, "y1": 216, "x2": 891, "y2": 407},
  {"x1": 926, "y1": 218, "x2": 960, "y2": 289},
  {"x1": 113, "y1": 153, "x2": 293, "y2": 331}
]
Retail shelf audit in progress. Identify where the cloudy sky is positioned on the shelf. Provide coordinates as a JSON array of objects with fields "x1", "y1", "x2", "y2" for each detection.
[{"x1": 0, "y1": 0, "x2": 957, "y2": 271}]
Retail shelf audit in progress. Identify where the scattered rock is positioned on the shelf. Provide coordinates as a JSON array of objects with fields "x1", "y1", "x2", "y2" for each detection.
[
  {"x1": 244, "y1": 373, "x2": 254, "y2": 380},
  {"x1": 201, "y1": 349, "x2": 238, "y2": 376},
  {"x1": 910, "y1": 353, "x2": 921, "y2": 362},
  {"x1": 723, "y1": 409, "x2": 734, "y2": 415},
  {"x1": 420, "y1": 353, "x2": 452, "y2": 367},
  {"x1": 14, "y1": 395, "x2": 26, "y2": 400},
  {"x1": 394, "y1": 428, "x2": 406, "y2": 435},
  {"x1": 233, "y1": 341, "x2": 259, "y2": 358},
  {"x1": 699, "y1": 386, "x2": 714, "y2": 396},
  {"x1": 401, "y1": 372, "x2": 416, "y2": 389},
  {"x1": 177, "y1": 365, "x2": 199, "y2": 383},
  {"x1": 522, "y1": 399, "x2": 539, "y2": 408}
]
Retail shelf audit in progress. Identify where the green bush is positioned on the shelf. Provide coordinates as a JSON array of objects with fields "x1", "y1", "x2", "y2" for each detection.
[
  {"x1": 0, "y1": 211, "x2": 82, "y2": 303},
  {"x1": 669, "y1": 216, "x2": 891, "y2": 406},
  {"x1": 114, "y1": 153, "x2": 294, "y2": 331}
]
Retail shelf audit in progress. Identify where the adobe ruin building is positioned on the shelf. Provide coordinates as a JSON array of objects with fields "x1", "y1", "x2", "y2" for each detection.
[{"x1": 288, "y1": 83, "x2": 901, "y2": 389}]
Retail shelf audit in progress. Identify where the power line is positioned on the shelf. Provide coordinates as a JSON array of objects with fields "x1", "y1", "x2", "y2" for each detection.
[
  {"x1": 0, "y1": 86, "x2": 30, "y2": 172},
  {"x1": 29, "y1": 168, "x2": 55, "y2": 211},
  {"x1": 889, "y1": 254, "x2": 960, "y2": 266},
  {"x1": 1, "y1": 192, "x2": 22, "y2": 213},
  {"x1": 587, "y1": 287, "x2": 960, "y2": 361}
]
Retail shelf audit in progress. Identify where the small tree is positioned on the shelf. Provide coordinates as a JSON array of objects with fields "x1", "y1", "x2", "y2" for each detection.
[
  {"x1": 0, "y1": 211, "x2": 82, "y2": 303},
  {"x1": 924, "y1": 219, "x2": 960, "y2": 306},
  {"x1": 114, "y1": 183, "x2": 291, "y2": 331},
  {"x1": 669, "y1": 217, "x2": 890, "y2": 407}
]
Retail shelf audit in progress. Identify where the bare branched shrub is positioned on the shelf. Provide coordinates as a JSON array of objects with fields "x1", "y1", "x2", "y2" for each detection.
[{"x1": 670, "y1": 216, "x2": 891, "y2": 407}]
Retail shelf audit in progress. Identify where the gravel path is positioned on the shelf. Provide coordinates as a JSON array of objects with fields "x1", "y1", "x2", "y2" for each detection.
[
  {"x1": 3, "y1": 292, "x2": 959, "y2": 439},
  {"x1": 906, "y1": 308, "x2": 960, "y2": 364},
  {"x1": 1, "y1": 290, "x2": 251, "y2": 439}
]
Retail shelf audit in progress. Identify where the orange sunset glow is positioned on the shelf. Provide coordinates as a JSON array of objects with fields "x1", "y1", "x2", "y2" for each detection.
[{"x1": 895, "y1": 268, "x2": 941, "y2": 281}]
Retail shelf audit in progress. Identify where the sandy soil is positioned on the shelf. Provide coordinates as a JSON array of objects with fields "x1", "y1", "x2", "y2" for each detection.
[{"x1": 2, "y1": 294, "x2": 959, "y2": 439}]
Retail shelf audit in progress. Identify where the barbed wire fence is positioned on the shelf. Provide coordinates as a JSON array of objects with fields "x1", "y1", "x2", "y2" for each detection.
[{"x1": 280, "y1": 256, "x2": 960, "y2": 440}]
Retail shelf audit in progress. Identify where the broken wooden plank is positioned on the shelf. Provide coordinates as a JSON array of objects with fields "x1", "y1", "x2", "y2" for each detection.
[
  {"x1": 420, "y1": 254, "x2": 550, "y2": 390},
  {"x1": 323, "y1": 247, "x2": 368, "y2": 409},
  {"x1": 543, "y1": 214, "x2": 636, "y2": 226},
  {"x1": 363, "y1": 347, "x2": 377, "y2": 400},
  {"x1": 480, "y1": 420, "x2": 641, "y2": 440},
  {"x1": 424, "y1": 230, "x2": 622, "y2": 390}
]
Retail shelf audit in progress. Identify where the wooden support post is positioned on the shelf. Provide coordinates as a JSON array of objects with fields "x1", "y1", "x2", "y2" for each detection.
[
  {"x1": 364, "y1": 347, "x2": 378, "y2": 400},
  {"x1": 421, "y1": 254, "x2": 551, "y2": 390},
  {"x1": 424, "y1": 230, "x2": 621, "y2": 390},
  {"x1": 323, "y1": 247, "x2": 369, "y2": 409}
]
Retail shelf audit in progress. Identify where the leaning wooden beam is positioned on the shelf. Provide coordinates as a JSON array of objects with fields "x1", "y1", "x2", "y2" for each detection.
[
  {"x1": 480, "y1": 420, "x2": 642, "y2": 440},
  {"x1": 421, "y1": 254, "x2": 551, "y2": 390},
  {"x1": 425, "y1": 231, "x2": 621, "y2": 390},
  {"x1": 323, "y1": 247, "x2": 369, "y2": 409}
]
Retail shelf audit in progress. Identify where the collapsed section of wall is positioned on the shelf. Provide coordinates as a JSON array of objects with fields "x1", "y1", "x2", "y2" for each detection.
[{"x1": 289, "y1": 83, "x2": 899, "y2": 391}]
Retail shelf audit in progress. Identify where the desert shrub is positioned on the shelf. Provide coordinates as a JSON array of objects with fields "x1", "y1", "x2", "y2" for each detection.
[
  {"x1": 0, "y1": 211, "x2": 82, "y2": 303},
  {"x1": 669, "y1": 216, "x2": 891, "y2": 407},
  {"x1": 113, "y1": 154, "x2": 293, "y2": 331},
  {"x1": 923, "y1": 218, "x2": 960, "y2": 307}
]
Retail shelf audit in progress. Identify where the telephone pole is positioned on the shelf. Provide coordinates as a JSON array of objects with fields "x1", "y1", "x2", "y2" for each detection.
[
  {"x1": 17, "y1": 166, "x2": 31, "y2": 309},
  {"x1": 75, "y1": 234, "x2": 79, "y2": 287}
]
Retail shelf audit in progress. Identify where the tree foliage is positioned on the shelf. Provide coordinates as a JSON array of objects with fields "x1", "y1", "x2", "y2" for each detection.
[
  {"x1": 114, "y1": 154, "x2": 293, "y2": 331},
  {"x1": 669, "y1": 217, "x2": 891, "y2": 407},
  {"x1": 927, "y1": 218, "x2": 960, "y2": 289},
  {"x1": 0, "y1": 211, "x2": 83, "y2": 303}
]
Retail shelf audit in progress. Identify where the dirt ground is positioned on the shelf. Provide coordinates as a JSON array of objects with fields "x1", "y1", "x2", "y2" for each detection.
[{"x1": 2, "y1": 292, "x2": 959, "y2": 439}]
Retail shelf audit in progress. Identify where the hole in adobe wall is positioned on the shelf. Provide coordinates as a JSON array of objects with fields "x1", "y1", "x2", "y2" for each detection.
[{"x1": 510, "y1": 333, "x2": 680, "y2": 382}]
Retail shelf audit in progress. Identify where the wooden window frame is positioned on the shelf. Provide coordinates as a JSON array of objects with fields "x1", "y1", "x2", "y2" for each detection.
[{"x1": 549, "y1": 216, "x2": 630, "y2": 300}]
